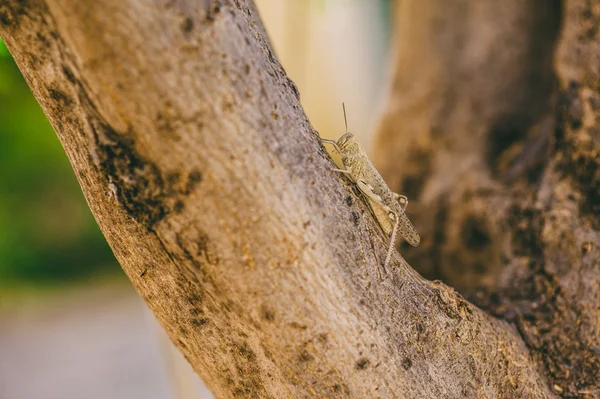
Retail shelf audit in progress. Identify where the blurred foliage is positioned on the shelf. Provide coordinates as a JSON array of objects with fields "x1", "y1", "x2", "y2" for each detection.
[
  {"x1": 0, "y1": 39, "x2": 8, "y2": 57},
  {"x1": 0, "y1": 38, "x2": 117, "y2": 287}
]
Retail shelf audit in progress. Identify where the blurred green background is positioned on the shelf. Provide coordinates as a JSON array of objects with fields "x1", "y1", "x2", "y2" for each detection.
[{"x1": 0, "y1": 38, "x2": 117, "y2": 289}]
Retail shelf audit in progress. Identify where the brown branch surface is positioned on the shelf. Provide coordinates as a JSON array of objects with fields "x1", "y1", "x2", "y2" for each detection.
[
  {"x1": 374, "y1": 0, "x2": 599, "y2": 397},
  {"x1": 0, "y1": 0, "x2": 560, "y2": 398}
]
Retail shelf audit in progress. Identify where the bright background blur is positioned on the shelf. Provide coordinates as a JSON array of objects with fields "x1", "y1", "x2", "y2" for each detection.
[{"x1": 0, "y1": 1, "x2": 392, "y2": 398}]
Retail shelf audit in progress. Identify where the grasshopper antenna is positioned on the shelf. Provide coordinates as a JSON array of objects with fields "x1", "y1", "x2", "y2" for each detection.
[{"x1": 342, "y1": 102, "x2": 348, "y2": 133}]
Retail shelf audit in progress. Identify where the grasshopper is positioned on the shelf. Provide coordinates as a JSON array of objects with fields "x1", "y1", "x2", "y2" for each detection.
[{"x1": 320, "y1": 105, "x2": 420, "y2": 270}]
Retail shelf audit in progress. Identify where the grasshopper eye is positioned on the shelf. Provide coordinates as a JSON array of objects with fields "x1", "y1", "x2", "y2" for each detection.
[{"x1": 338, "y1": 132, "x2": 354, "y2": 148}]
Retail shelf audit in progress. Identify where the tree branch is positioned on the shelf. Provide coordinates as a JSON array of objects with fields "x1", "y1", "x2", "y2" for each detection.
[{"x1": 0, "y1": 0, "x2": 557, "y2": 397}]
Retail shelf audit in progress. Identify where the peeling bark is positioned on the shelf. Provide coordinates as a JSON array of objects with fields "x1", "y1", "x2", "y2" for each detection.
[{"x1": 0, "y1": 0, "x2": 592, "y2": 398}]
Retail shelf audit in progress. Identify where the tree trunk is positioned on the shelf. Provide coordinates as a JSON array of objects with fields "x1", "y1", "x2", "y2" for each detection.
[
  {"x1": 0, "y1": 0, "x2": 596, "y2": 398},
  {"x1": 375, "y1": 0, "x2": 599, "y2": 397}
]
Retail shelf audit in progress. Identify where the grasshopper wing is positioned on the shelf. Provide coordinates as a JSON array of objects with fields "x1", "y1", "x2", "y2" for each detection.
[
  {"x1": 364, "y1": 196, "x2": 395, "y2": 236},
  {"x1": 365, "y1": 198, "x2": 420, "y2": 247}
]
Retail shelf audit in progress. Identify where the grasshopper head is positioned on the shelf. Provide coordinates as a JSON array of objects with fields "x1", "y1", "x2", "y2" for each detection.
[
  {"x1": 336, "y1": 132, "x2": 362, "y2": 160},
  {"x1": 337, "y1": 132, "x2": 358, "y2": 151}
]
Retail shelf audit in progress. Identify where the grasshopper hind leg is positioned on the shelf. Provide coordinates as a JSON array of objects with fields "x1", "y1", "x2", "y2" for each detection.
[
  {"x1": 383, "y1": 212, "x2": 400, "y2": 271},
  {"x1": 355, "y1": 179, "x2": 399, "y2": 272},
  {"x1": 394, "y1": 193, "x2": 408, "y2": 211}
]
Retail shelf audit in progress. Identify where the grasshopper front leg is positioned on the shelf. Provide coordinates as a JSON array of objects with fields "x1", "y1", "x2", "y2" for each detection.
[
  {"x1": 320, "y1": 138, "x2": 342, "y2": 154},
  {"x1": 332, "y1": 167, "x2": 352, "y2": 175},
  {"x1": 320, "y1": 138, "x2": 353, "y2": 175}
]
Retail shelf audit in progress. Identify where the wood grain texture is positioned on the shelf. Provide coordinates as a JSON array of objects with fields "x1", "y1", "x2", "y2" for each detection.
[{"x1": 0, "y1": 0, "x2": 562, "y2": 397}]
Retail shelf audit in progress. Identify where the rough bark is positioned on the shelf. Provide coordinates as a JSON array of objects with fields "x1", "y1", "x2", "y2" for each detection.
[
  {"x1": 0, "y1": 0, "x2": 590, "y2": 398},
  {"x1": 375, "y1": 0, "x2": 599, "y2": 397}
]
